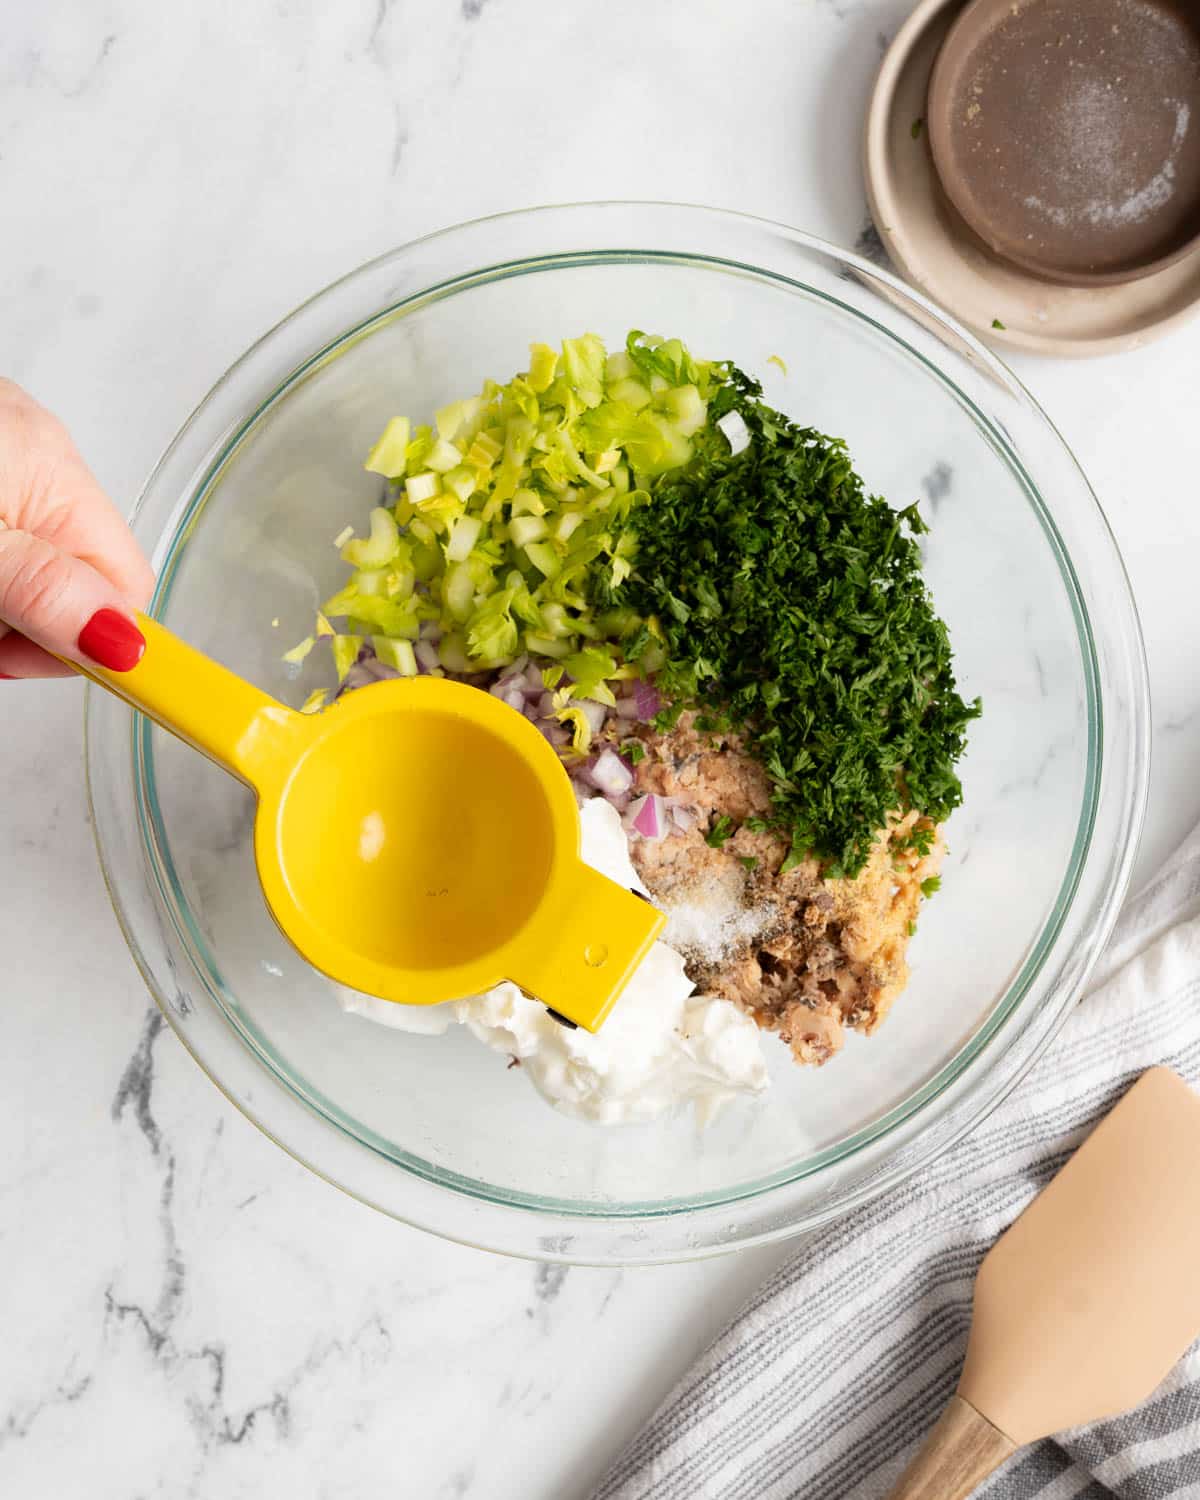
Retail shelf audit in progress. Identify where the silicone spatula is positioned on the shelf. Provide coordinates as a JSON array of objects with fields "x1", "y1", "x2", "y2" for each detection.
[{"x1": 890, "y1": 1067, "x2": 1200, "y2": 1500}]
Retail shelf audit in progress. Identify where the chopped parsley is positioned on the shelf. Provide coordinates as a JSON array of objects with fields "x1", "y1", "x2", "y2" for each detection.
[
  {"x1": 898, "y1": 824, "x2": 936, "y2": 859},
  {"x1": 623, "y1": 740, "x2": 646, "y2": 766},
  {"x1": 705, "y1": 814, "x2": 735, "y2": 849},
  {"x1": 738, "y1": 855, "x2": 759, "y2": 871},
  {"x1": 609, "y1": 364, "x2": 980, "y2": 877},
  {"x1": 920, "y1": 876, "x2": 942, "y2": 898},
  {"x1": 911, "y1": 117, "x2": 924, "y2": 139},
  {"x1": 991, "y1": 318, "x2": 1006, "y2": 330}
]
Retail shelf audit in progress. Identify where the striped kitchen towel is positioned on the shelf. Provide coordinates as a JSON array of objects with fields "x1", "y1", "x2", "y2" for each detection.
[{"x1": 594, "y1": 820, "x2": 1200, "y2": 1500}]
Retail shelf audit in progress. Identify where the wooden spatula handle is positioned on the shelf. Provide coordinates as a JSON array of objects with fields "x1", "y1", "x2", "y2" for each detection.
[{"x1": 888, "y1": 1395, "x2": 1016, "y2": 1500}]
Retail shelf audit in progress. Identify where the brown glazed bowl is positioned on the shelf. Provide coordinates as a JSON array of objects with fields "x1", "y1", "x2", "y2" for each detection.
[{"x1": 927, "y1": 0, "x2": 1200, "y2": 286}]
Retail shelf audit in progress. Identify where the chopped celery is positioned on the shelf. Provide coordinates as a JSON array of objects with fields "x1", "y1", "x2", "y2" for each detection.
[
  {"x1": 314, "y1": 330, "x2": 727, "y2": 710},
  {"x1": 341, "y1": 507, "x2": 400, "y2": 568},
  {"x1": 405, "y1": 472, "x2": 441, "y2": 504},
  {"x1": 364, "y1": 416, "x2": 411, "y2": 478},
  {"x1": 446, "y1": 514, "x2": 483, "y2": 563},
  {"x1": 527, "y1": 343, "x2": 558, "y2": 393},
  {"x1": 524, "y1": 541, "x2": 560, "y2": 578},
  {"x1": 373, "y1": 636, "x2": 418, "y2": 676},
  {"x1": 509, "y1": 514, "x2": 548, "y2": 548},
  {"x1": 443, "y1": 561, "x2": 475, "y2": 621},
  {"x1": 426, "y1": 437, "x2": 464, "y2": 473},
  {"x1": 282, "y1": 635, "x2": 315, "y2": 666},
  {"x1": 332, "y1": 635, "x2": 362, "y2": 681}
]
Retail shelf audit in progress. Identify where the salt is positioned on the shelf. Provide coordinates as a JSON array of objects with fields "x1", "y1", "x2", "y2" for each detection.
[{"x1": 660, "y1": 867, "x2": 778, "y2": 966}]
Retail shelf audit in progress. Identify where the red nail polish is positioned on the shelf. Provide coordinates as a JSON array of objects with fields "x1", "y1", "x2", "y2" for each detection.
[
  {"x1": 78, "y1": 609, "x2": 146, "y2": 672},
  {"x1": 0, "y1": 672, "x2": 13, "y2": 680}
]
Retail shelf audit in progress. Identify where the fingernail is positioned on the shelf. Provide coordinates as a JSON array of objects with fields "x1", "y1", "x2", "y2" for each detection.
[
  {"x1": 78, "y1": 609, "x2": 146, "y2": 672},
  {"x1": 0, "y1": 672, "x2": 13, "y2": 680}
]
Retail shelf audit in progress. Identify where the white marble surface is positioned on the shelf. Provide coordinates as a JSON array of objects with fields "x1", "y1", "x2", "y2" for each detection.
[{"x1": 3, "y1": 1, "x2": 1199, "y2": 1495}]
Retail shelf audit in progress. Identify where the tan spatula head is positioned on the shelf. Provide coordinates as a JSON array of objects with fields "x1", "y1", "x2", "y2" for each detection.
[{"x1": 890, "y1": 1068, "x2": 1200, "y2": 1500}]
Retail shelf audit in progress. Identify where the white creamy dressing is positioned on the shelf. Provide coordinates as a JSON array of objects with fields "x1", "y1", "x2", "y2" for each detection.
[{"x1": 338, "y1": 798, "x2": 769, "y2": 1124}]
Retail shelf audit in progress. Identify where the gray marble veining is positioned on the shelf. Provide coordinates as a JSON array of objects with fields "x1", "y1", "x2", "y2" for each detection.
[{"x1": 3, "y1": 1, "x2": 1200, "y2": 1496}]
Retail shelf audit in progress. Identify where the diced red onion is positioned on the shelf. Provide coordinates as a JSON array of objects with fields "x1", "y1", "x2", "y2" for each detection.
[
  {"x1": 632, "y1": 793, "x2": 664, "y2": 840},
  {"x1": 414, "y1": 640, "x2": 440, "y2": 673},
  {"x1": 614, "y1": 697, "x2": 641, "y2": 721},
  {"x1": 671, "y1": 805, "x2": 697, "y2": 833},
  {"x1": 634, "y1": 680, "x2": 661, "y2": 719},
  {"x1": 577, "y1": 699, "x2": 608, "y2": 736},
  {"x1": 589, "y1": 749, "x2": 633, "y2": 798},
  {"x1": 537, "y1": 691, "x2": 556, "y2": 718},
  {"x1": 717, "y1": 410, "x2": 751, "y2": 455}
]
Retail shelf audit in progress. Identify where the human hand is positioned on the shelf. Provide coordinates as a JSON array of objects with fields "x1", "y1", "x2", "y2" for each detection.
[{"x1": 0, "y1": 379, "x2": 154, "y2": 679}]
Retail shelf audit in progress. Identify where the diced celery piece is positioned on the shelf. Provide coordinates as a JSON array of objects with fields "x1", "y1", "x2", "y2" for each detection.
[
  {"x1": 662, "y1": 383, "x2": 706, "y2": 436},
  {"x1": 465, "y1": 431, "x2": 502, "y2": 468},
  {"x1": 527, "y1": 342, "x2": 558, "y2": 393},
  {"x1": 405, "y1": 426, "x2": 434, "y2": 474},
  {"x1": 524, "y1": 631, "x2": 570, "y2": 658},
  {"x1": 444, "y1": 561, "x2": 475, "y2": 621},
  {"x1": 606, "y1": 377, "x2": 652, "y2": 410},
  {"x1": 373, "y1": 636, "x2": 418, "y2": 676},
  {"x1": 588, "y1": 448, "x2": 621, "y2": 474},
  {"x1": 332, "y1": 635, "x2": 362, "y2": 681},
  {"x1": 524, "y1": 542, "x2": 560, "y2": 578},
  {"x1": 354, "y1": 568, "x2": 389, "y2": 597},
  {"x1": 405, "y1": 472, "x2": 441, "y2": 504},
  {"x1": 426, "y1": 437, "x2": 464, "y2": 473},
  {"x1": 446, "y1": 514, "x2": 482, "y2": 563},
  {"x1": 411, "y1": 540, "x2": 440, "y2": 581},
  {"x1": 442, "y1": 466, "x2": 476, "y2": 504},
  {"x1": 556, "y1": 706, "x2": 592, "y2": 754},
  {"x1": 466, "y1": 592, "x2": 519, "y2": 660},
  {"x1": 384, "y1": 565, "x2": 416, "y2": 599},
  {"x1": 364, "y1": 416, "x2": 411, "y2": 478},
  {"x1": 435, "y1": 400, "x2": 466, "y2": 441},
  {"x1": 511, "y1": 487, "x2": 546, "y2": 517},
  {"x1": 604, "y1": 350, "x2": 634, "y2": 383},
  {"x1": 342, "y1": 507, "x2": 399, "y2": 568},
  {"x1": 409, "y1": 517, "x2": 435, "y2": 545},
  {"x1": 282, "y1": 635, "x2": 315, "y2": 666},
  {"x1": 555, "y1": 511, "x2": 584, "y2": 542},
  {"x1": 509, "y1": 514, "x2": 548, "y2": 548},
  {"x1": 541, "y1": 601, "x2": 570, "y2": 636},
  {"x1": 438, "y1": 633, "x2": 471, "y2": 672},
  {"x1": 299, "y1": 688, "x2": 328, "y2": 715},
  {"x1": 561, "y1": 334, "x2": 606, "y2": 408}
]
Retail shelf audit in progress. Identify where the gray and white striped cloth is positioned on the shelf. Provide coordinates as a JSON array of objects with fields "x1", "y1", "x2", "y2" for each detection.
[{"x1": 595, "y1": 823, "x2": 1200, "y2": 1500}]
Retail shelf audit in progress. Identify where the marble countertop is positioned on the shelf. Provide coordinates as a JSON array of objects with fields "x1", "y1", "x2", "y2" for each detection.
[{"x1": 3, "y1": 1, "x2": 1198, "y2": 1495}]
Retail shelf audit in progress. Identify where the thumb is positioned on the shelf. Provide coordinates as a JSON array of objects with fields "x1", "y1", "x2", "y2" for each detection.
[{"x1": 0, "y1": 525, "x2": 146, "y2": 679}]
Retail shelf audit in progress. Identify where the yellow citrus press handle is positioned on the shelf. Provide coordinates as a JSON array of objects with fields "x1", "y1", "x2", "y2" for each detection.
[
  {"x1": 512, "y1": 861, "x2": 665, "y2": 1032},
  {"x1": 78, "y1": 611, "x2": 305, "y2": 789}
]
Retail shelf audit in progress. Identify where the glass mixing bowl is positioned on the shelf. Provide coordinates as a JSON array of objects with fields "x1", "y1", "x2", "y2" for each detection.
[{"x1": 86, "y1": 204, "x2": 1149, "y2": 1264}]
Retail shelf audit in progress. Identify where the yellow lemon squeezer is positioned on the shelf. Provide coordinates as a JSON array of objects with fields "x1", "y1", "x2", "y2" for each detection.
[{"x1": 81, "y1": 613, "x2": 664, "y2": 1031}]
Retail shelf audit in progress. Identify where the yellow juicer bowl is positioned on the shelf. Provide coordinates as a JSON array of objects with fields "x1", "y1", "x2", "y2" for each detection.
[{"x1": 80, "y1": 612, "x2": 664, "y2": 1031}]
